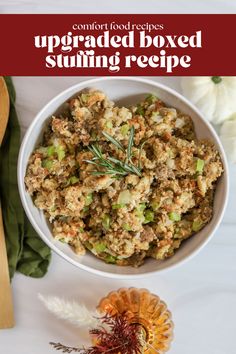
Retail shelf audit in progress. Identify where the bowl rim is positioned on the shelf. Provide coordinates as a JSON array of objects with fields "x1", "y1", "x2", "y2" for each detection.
[{"x1": 17, "y1": 76, "x2": 229, "y2": 279}]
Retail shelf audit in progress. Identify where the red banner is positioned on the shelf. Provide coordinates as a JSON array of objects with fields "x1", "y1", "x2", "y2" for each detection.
[{"x1": 0, "y1": 14, "x2": 235, "y2": 76}]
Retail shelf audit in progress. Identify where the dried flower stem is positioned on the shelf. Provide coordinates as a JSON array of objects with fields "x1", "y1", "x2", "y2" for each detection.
[
  {"x1": 50, "y1": 342, "x2": 83, "y2": 353},
  {"x1": 38, "y1": 294, "x2": 100, "y2": 328},
  {"x1": 50, "y1": 314, "x2": 144, "y2": 354}
]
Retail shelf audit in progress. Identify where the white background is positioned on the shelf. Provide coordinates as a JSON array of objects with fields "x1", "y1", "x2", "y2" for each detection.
[
  {"x1": 0, "y1": 1, "x2": 236, "y2": 354},
  {"x1": 0, "y1": 0, "x2": 236, "y2": 14}
]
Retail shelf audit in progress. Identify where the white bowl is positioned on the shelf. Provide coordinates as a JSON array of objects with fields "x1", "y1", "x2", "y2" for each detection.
[{"x1": 18, "y1": 77, "x2": 229, "y2": 278}]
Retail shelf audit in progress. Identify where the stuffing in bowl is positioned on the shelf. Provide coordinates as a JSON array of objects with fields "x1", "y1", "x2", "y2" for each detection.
[{"x1": 24, "y1": 89, "x2": 223, "y2": 267}]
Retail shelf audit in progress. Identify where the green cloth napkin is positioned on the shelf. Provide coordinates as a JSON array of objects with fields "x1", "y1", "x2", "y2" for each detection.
[{"x1": 0, "y1": 77, "x2": 51, "y2": 279}]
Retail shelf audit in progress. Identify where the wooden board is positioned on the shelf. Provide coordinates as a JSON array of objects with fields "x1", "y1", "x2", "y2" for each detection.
[{"x1": 0, "y1": 77, "x2": 14, "y2": 329}]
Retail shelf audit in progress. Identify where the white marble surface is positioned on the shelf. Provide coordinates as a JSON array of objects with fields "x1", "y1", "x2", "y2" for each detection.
[{"x1": 0, "y1": 76, "x2": 235, "y2": 354}]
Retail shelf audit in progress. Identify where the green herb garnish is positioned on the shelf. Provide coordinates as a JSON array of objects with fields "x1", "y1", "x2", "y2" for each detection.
[
  {"x1": 136, "y1": 105, "x2": 145, "y2": 116},
  {"x1": 102, "y1": 131, "x2": 125, "y2": 152},
  {"x1": 84, "y1": 126, "x2": 142, "y2": 177},
  {"x1": 145, "y1": 94, "x2": 158, "y2": 104}
]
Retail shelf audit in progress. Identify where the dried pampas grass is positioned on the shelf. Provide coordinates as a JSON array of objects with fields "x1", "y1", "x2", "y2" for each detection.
[{"x1": 38, "y1": 294, "x2": 101, "y2": 328}]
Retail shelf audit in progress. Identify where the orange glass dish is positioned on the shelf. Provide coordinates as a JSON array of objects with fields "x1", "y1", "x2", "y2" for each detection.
[{"x1": 97, "y1": 287, "x2": 174, "y2": 354}]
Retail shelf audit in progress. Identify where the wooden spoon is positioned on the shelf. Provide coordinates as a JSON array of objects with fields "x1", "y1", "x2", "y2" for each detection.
[{"x1": 0, "y1": 77, "x2": 14, "y2": 329}]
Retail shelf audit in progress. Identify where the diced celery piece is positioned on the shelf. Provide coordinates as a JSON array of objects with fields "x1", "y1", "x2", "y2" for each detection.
[
  {"x1": 196, "y1": 158, "x2": 205, "y2": 173},
  {"x1": 47, "y1": 145, "x2": 55, "y2": 157},
  {"x1": 112, "y1": 204, "x2": 125, "y2": 210},
  {"x1": 168, "y1": 212, "x2": 181, "y2": 222},
  {"x1": 85, "y1": 193, "x2": 93, "y2": 206},
  {"x1": 135, "y1": 203, "x2": 146, "y2": 221},
  {"x1": 69, "y1": 176, "x2": 79, "y2": 185},
  {"x1": 105, "y1": 255, "x2": 117, "y2": 264},
  {"x1": 81, "y1": 93, "x2": 89, "y2": 103},
  {"x1": 117, "y1": 190, "x2": 131, "y2": 204},
  {"x1": 122, "y1": 223, "x2": 132, "y2": 231},
  {"x1": 105, "y1": 121, "x2": 113, "y2": 129},
  {"x1": 55, "y1": 145, "x2": 65, "y2": 161},
  {"x1": 138, "y1": 203, "x2": 146, "y2": 212},
  {"x1": 42, "y1": 159, "x2": 53, "y2": 170},
  {"x1": 82, "y1": 206, "x2": 89, "y2": 213},
  {"x1": 78, "y1": 227, "x2": 84, "y2": 232},
  {"x1": 102, "y1": 214, "x2": 110, "y2": 230},
  {"x1": 143, "y1": 210, "x2": 154, "y2": 224},
  {"x1": 192, "y1": 220, "x2": 203, "y2": 232},
  {"x1": 94, "y1": 243, "x2": 107, "y2": 253},
  {"x1": 150, "y1": 201, "x2": 160, "y2": 211},
  {"x1": 120, "y1": 124, "x2": 130, "y2": 136}
]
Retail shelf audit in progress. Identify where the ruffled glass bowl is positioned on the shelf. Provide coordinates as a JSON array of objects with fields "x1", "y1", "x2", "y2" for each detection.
[{"x1": 98, "y1": 287, "x2": 174, "y2": 353}]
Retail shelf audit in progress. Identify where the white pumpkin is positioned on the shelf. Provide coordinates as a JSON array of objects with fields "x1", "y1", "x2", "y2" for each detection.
[
  {"x1": 181, "y1": 76, "x2": 236, "y2": 124},
  {"x1": 220, "y1": 113, "x2": 236, "y2": 163}
]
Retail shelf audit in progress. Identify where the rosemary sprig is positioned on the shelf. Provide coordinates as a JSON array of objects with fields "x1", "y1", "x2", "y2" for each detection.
[
  {"x1": 84, "y1": 126, "x2": 142, "y2": 177},
  {"x1": 127, "y1": 125, "x2": 135, "y2": 161},
  {"x1": 138, "y1": 140, "x2": 147, "y2": 169},
  {"x1": 102, "y1": 131, "x2": 125, "y2": 152}
]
